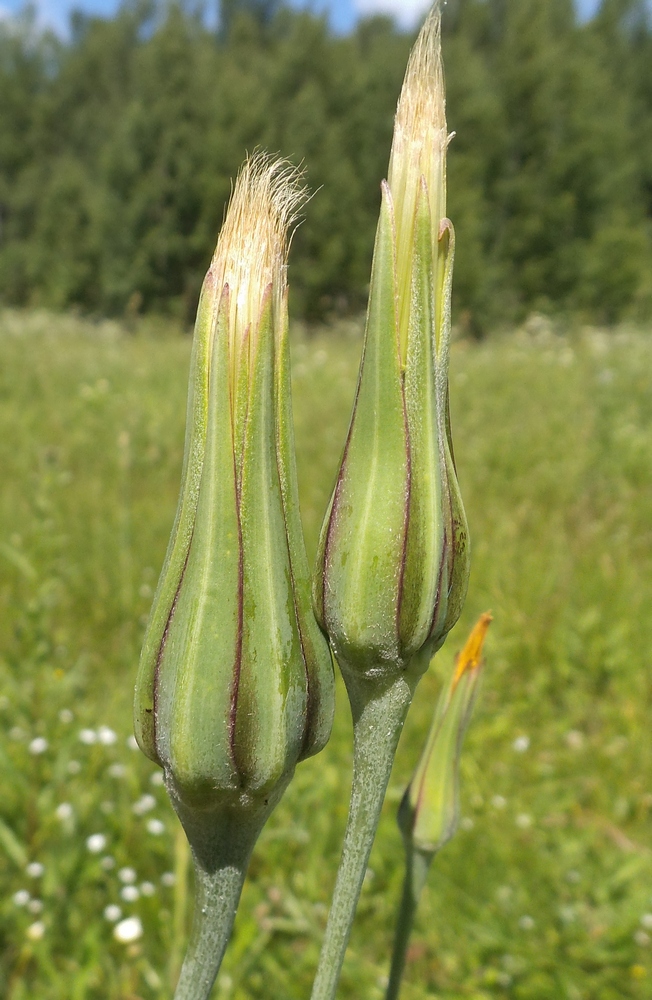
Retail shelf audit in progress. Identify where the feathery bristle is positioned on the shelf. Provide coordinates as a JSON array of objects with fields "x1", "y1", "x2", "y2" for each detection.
[
  {"x1": 212, "y1": 152, "x2": 307, "y2": 358},
  {"x1": 388, "y1": 2, "x2": 451, "y2": 359},
  {"x1": 394, "y1": 3, "x2": 447, "y2": 148}
]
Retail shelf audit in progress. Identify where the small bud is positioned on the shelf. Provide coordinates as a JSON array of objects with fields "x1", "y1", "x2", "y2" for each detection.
[
  {"x1": 398, "y1": 612, "x2": 492, "y2": 855},
  {"x1": 134, "y1": 154, "x2": 334, "y2": 824},
  {"x1": 313, "y1": 5, "x2": 469, "y2": 684}
]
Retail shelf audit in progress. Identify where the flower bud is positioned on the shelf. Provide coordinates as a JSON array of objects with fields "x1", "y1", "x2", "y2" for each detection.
[
  {"x1": 398, "y1": 612, "x2": 491, "y2": 855},
  {"x1": 134, "y1": 155, "x2": 335, "y2": 819},
  {"x1": 313, "y1": 6, "x2": 469, "y2": 683}
]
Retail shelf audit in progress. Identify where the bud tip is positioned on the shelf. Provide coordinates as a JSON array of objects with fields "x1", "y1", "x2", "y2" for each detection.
[{"x1": 451, "y1": 612, "x2": 492, "y2": 689}]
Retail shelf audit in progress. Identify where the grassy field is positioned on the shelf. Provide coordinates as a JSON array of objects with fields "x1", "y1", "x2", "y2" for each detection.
[{"x1": 1, "y1": 308, "x2": 652, "y2": 1000}]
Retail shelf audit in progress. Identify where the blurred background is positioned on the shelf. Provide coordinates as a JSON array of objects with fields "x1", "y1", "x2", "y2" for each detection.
[
  {"x1": 1, "y1": 0, "x2": 652, "y2": 329},
  {"x1": 2, "y1": 2, "x2": 652, "y2": 999}
]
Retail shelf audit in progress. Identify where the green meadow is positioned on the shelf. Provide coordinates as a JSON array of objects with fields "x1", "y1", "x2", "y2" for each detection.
[{"x1": 1, "y1": 308, "x2": 651, "y2": 1000}]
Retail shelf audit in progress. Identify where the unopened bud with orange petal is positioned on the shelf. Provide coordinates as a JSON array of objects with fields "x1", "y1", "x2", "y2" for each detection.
[{"x1": 398, "y1": 613, "x2": 492, "y2": 856}]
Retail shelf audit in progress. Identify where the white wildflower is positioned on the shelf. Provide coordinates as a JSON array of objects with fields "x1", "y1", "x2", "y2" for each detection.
[
  {"x1": 26, "y1": 921, "x2": 46, "y2": 941},
  {"x1": 132, "y1": 794, "x2": 156, "y2": 816},
  {"x1": 86, "y1": 833, "x2": 107, "y2": 854},
  {"x1": 113, "y1": 916, "x2": 143, "y2": 943}
]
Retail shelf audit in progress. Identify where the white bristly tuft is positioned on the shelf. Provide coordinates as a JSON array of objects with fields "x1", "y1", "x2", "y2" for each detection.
[
  {"x1": 387, "y1": 2, "x2": 451, "y2": 355},
  {"x1": 211, "y1": 152, "x2": 307, "y2": 383}
]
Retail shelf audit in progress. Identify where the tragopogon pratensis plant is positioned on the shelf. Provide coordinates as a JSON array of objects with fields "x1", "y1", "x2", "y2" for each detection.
[
  {"x1": 134, "y1": 154, "x2": 334, "y2": 1000},
  {"x1": 134, "y1": 4, "x2": 475, "y2": 997},
  {"x1": 310, "y1": 6, "x2": 470, "y2": 997}
]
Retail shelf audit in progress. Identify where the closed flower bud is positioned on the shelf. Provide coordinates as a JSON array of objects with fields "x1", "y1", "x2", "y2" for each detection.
[
  {"x1": 134, "y1": 155, "x2": 334, "y2": 823},
  {"x1": 313, "y1": 7, "x2": 469, "y2": 684},
  {"x1": 398, "y1": 612, "x2": 491, "y2": 855}
]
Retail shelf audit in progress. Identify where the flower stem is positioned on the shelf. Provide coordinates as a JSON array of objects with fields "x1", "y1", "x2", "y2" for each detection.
[
  {"x1": 168, "y1": 822, "x2": 191, "y2": 990},
  {"x1": 385, "y1": 845, "x2": 432, "y2": 1000},
  {"x1": 310, "y1": 672, "x2": 416, "y2": 1000},
  {"x1": 171, "y1": 807, "x2": 265, "y2": 1000}
]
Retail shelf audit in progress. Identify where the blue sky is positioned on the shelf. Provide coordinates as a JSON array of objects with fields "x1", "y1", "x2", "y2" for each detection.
[{"x1": 0, "y1": 0, "x2": 602, "y2": 39}]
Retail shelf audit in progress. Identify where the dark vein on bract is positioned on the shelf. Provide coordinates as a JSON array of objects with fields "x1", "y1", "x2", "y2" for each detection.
[
  {"x1": 153, "y1": 535, "x2": 193, "y2": 762},
  {"x1": 229, "y1": 445, "x2": 245, "y2": 781}
]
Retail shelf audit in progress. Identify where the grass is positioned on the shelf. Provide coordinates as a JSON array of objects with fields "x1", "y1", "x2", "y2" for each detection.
[{"x1": 1, "y1": 307, "x2": 652, "y2": 1000}]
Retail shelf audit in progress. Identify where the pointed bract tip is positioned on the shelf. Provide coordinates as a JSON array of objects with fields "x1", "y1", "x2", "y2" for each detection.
[
  {"x1": 391, "y1": 2, "x2": 448, "y2": 170},
  {"x1": 451, "y1": 612, "x2": 492, "y2": 689},
  {"x1": 399, "y1": 4, "x2": 446, "y2": 129}
]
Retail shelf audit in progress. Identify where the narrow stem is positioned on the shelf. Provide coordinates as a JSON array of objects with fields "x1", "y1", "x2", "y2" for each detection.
[
  {"x1": 171, "y1": 805, "x2": 266, "y2": 1000},
  {"x1": 385, "y1": 846, "x2": 432, "y2": 1000},
  {"x1": 310, "y1": 673, "x2": 416, "y2": 1000},
  {"x1": 173, "y1": 858, "x2": 247, "y2": 1000},
  {"x1": 168, "y1": 821, "x2": 191, "y2": 990}
]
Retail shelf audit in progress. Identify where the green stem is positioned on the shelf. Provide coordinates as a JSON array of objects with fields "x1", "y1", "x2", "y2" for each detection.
[
  {"x1": 168, "y1": 821, "x2": 191, "y2": 990},
  {"x1": 385, "y1": 846, "x2": 432, "y2": 1000},
  {"x1": 310, "y1": 673, "x2": 416, "y2": 1000},
  {"x1": 171, "y1": 805, "x2": 265, "y2": 1000}
]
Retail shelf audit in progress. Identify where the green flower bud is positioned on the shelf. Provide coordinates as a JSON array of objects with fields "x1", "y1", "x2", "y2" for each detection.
[
  {"x1": 398, "y1": 612, "x2": 491, "y2": 855},
  {"x1": 134, "y1": 155, "x2": 335, "y2": 820},
  {"x1": 313, "y1": 7, "x2": 470, "y2": 683}
]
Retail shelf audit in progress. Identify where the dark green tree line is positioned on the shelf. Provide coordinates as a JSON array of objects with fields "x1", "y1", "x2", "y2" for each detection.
[{"x1": 0, "y1": 0, "x2": 650, "y2": 327}]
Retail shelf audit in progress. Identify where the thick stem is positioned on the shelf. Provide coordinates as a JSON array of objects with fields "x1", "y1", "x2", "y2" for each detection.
[
  {"x1": 385, "y1": 846, "x2": 432, "y2": 1000},
  {"x1": 171, "y1": 804, "x2": 267, "y2": 1000},
  {"x1": 310, "y1": 673, "x2": 416, "y2": 1000}
]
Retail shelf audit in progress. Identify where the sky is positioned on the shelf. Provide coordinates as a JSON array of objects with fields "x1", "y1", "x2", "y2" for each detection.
[{"x1": 0, "y1": 0, "x2": 603, "y2": 40}]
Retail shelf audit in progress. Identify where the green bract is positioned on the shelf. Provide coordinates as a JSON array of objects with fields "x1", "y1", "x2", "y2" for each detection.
[
  {"x1": 313, "y1": 11, "x2": 469, "y2": 683},
  {"x1": 134, "y1": 156, "x2": 334, "y2": 820}
]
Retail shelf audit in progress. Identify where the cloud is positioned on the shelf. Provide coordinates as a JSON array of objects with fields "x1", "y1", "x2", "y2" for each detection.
[
  {"x1": 33, "y1": 0, "x2": 80, "y2": 35},
  {"x1": 353, "y1": 0, "x2": 432, "y2": 28}
]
